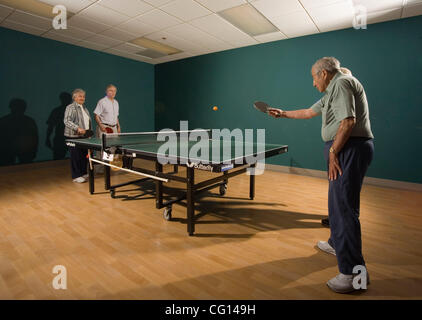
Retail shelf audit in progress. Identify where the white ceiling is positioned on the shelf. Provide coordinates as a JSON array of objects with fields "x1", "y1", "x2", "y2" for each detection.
[{"x1": 0, "y1": 0, "x2": 421, "y2": 64}]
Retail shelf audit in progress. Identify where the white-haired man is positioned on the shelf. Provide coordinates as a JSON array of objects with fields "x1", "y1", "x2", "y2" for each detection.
[
  {"x1": 64, "y1": 89, "x2": 92, "y2": 183},
  {"x1": 269, "y1": 57, "x2": 374, "y2": 293},
  {"x1": 94, "y1": 84, "x2": 121, "y2": 135},
  {"x1": 320, "y1": 67, "x2": 352, "y2": 228}
]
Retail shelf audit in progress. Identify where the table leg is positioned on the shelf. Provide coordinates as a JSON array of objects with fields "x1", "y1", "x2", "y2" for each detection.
[
  {"x1": 104, "y1": 165, "x2": 111, "y2": 190},
  {"x1": 88, "y1": 158, "x2": 94, "y2": 194},
  {"x1": 250, "y1": 163, "x2": 256, "y2": 200},
  {"x1": 187, "y1": 167, "x2": 195, "y2": 236},
  {"x1": 155, "y1": 161, "x2": 163, "y2": 209}
]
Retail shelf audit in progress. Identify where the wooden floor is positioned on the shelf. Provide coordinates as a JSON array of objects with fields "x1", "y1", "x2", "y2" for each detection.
[{"x1": 0, "y1": 159, "x2": 421, "y2": 300}]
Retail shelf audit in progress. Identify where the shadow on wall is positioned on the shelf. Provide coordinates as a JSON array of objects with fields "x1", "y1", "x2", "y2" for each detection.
[
  {"x1": 0, "y1": 98, "x2": 38, "y2": 166},
  {"x1": 46, "y1": 92, "x2": 72, "y2": 160}
]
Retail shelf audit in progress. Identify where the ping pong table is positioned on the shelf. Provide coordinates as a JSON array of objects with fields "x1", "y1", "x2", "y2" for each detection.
[{"x1": 66, "y1": 130, "x2": 288, "y2": 236}]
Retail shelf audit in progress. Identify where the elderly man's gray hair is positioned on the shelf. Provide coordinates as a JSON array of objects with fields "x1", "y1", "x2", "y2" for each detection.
[
  {"x1": 72, "y1": 88, "x2": 86, "y2": 100},
  {"x1": 313, "y1": 57, "x2": 341, "y2": 74}
]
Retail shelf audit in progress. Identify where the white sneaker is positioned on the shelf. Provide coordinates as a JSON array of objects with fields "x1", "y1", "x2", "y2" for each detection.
[
  {"x1": 82, "y1": 174, "x2": 89, "y2": 179},
  {"x1": 73, "y1": 177, "x2": 86, "y2": 183},
  {"x1": 327, "y1": 273, "x2": 354, "y2": 293},
  {"x1": 317, "y1": 241, "x2": 336, "y2": 256},
  {"x1": 327, "y1": 272, "x2": 370, "y2": 293}
]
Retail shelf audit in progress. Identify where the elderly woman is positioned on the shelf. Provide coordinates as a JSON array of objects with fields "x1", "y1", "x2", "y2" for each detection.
[{"x1": 64, "y1": 89, "x2": 92, "y2": 183}]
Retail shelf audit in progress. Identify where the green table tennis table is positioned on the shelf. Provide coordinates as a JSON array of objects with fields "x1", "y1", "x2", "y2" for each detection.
[{"x1": 66, "y1": 130, "x2": 288, "y2": 236}]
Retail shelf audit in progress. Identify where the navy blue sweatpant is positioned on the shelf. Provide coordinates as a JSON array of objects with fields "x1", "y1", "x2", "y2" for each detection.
[
  {"x1": 324, "y1": 137, "x2": 374, "y2": 275},
  {"x1": 68, "y1": 144, "x2": 88, "y2": 179}
]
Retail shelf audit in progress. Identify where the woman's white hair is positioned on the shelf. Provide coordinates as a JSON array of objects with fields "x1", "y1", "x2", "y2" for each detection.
[
  {"x1": 313, "y1": 57, "x2": 341, "y2": 74},
  {"x1": 72, "y1": 88, "x2": 86, "y2": 100}
]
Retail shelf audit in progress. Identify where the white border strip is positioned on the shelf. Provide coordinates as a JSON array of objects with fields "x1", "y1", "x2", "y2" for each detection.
[
  {"x1": 265, "y1": 164, "x2": 422, "y2": 192},
  {"x1": 89, "y1": 158, "x2": 168, "y2": 182},
  {"x1": 105, "y1": 129, "x2": 211, "y2": 137}
]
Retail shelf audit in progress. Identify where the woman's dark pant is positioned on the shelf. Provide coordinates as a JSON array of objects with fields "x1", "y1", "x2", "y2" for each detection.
[
  {"x1": 324, "y1": 138, "x2": 374, "y2": 275},
  {"x1": 68, "y1": 143, "x2": 87, "y2": 179}
]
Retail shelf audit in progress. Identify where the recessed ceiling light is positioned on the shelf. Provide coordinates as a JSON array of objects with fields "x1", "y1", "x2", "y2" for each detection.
[
  {"x1": 0, "y1": 0, "x2": 66, "y2": 19},
  {"x1": 218, "y1": 3, "x2": 278, "y2": 37},
  {"x1": 135, "y1": 49, "x2": 167, "y2": 59},
  {"x1": 130, "y1": 37, "x2": 181, "y2": 55}
]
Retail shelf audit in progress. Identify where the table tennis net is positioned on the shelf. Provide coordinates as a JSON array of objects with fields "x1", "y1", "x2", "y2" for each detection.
[{"x1": 102, "y1": 130, "x2": 212, "y2": 148}]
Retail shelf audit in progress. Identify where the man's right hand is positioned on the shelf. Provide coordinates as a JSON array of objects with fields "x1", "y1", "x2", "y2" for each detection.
[
  {"x1": 99, "y1": 125, "x2": 107, "y2": 132},
  {"x1": 268, "y1": 108, "x2": 284, "y2": 118},
  {"x1": 77, "y1": 127, "x2": 86, "y2": 135}
]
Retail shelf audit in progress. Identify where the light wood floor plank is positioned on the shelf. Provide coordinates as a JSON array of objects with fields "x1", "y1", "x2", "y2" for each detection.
[{"x1": 0, "y1": 160, "x2": 421, "y2": 299}]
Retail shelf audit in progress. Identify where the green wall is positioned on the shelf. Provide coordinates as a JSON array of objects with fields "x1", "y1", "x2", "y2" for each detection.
[
  {"x1": 155, "y1": 16, "x2": 422, "y2": 184},
  {"x1": 0, "y1": 26, "x2": 154, "y2": 165}
]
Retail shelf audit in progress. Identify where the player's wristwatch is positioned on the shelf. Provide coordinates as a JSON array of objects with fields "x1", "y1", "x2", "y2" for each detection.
[{"x1": 329, "y1": 147, "x2": 336, "y2": 155}]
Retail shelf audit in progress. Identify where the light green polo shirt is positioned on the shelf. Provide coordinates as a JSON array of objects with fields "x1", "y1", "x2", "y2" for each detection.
[{"x1": 311, "y1": 72, "x2": 374, "y2": 142}]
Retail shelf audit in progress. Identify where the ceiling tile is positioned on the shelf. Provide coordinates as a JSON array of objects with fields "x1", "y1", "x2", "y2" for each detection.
[
  {"x1": 190, "y1": 14, "x2": 257, "y2": 47},
  {"x1": 160, "y1": 0, "x2": 211, "y2": 22},
  {"x1": 117, "y1": 19, "x2": 158, "y2": 36},
  {"x1": 351, "y1": 0, "x2": 403, "y2": 13},
  {"x1": 78, "y1": 3, "x2": 130, "y2": 26},
  {"x1": 136, "y1": 9, "x2": 182, "y2": 29},
  {"x1": 45, "y1": 25, "x2": 95, "y2": 40},
  {"x1": 1, "y1": 19, "x2": 45, "y2": 36},
  {"x1": 38, "y1": 0, "x2": 95, "y2": 13},
  {"x1": 144, "y1": 0, "x2": 173, "y2": 7},
  {"x1": 307, "y1": 1, "x2": 354, "y2": 32},
  {"x1": 100, "y1": 28, "x2": 139, "y2": 42},
  {"x1": 155, "y1": 51, "x2": 192, "y2": 63},
  {"x1": 300, "y1": 0, "x2": 346, "y2": 9},
  {"x1": 99, "y1": 0, "x2": 154, "y2": 18},
  {"x1": 270, "y1": 10, "x2": 319, "y2": 38},
  {"x1": 104, "y1": 48, "x2": 156, "y2": 64},
  {"x1": 196, "y1": 0, "x2": 246, "y2": 12},
  {"x1": 84, "y1": 34, "x2": 124, "y2": 47},
  {"x1": 402, "y1": 2, "x2": 422, "y2": 17},
  {"x1": 251, "y1": 0, "x2": 303, "y2": 18},
  {"x1": 166, "y1": 23, "x2": 233, "y2": 51},
  {"x1": 254, "y1": 31, "x2": 287, "y2": 43},
  {"x1": 366, "y1": 8, "x2": 401, "y2": 24},
  {"x1": 146, "y1": 30, "x2": 206, "y2": 53},
  {"x1": 75, "y1": 40, "x2": 109, "y2": 51},
  {"x1": 6, "y1": 10, "x2": 52, "y2": 30},
  {"x1": 0, "y1": 4, "x2": 13, "y2": 21},
  {"x1": 68, "y1": 15, "x2": 111, "y2": 33},
  {"x1": 43, "y1": 31, "x2": 82, "y2": 44}
]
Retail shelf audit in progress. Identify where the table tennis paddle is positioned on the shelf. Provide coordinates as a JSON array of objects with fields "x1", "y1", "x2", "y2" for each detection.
[
  {"x1": 81, "y1": 129, "x2": 94, "y2": 138},
  {"x1": 253, "y1": 101, "x2": 271, "y2": 114},
  {"x1": 105, "y1": 127, "x2": 114, "y2": 134}
]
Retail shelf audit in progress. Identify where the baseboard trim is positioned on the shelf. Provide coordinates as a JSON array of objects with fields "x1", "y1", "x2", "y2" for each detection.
[
  {"x1": 1, "y1": 160, "x2": 421, "y2": 192},
  {"x1": 265, "y1": 164, "x2": 422, "y2": 192}
]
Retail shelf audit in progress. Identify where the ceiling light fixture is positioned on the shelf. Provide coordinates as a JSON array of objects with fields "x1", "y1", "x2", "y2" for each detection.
[
  {"x1": 218, "y1": 3, "x2": 278, "y2": 37},
  {"x1": 130, "y1": 37, "x2": 181, "y2": 55}
]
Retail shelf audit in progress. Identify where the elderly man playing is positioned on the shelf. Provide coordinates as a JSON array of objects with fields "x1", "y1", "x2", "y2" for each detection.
[
  {"x1": 319, "y1": 67, "x2": 352, "y2": 228},
  {"x1": 269, "y1": 57, "x2": 374, "y2": 293},
  {"x1": 94, "y1": 84, "x2": 121, "y2": 135},
  {"x1": 64, "y1": 89, "x2": 92, "y2": 183}
]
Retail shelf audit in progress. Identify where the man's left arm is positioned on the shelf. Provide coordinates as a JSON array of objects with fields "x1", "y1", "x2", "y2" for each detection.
[
  {"x1": 116, "y1": 117, "x2": 121, "y2": 133},
  {"x1": 329, "y1": 79, "x2": 357, "y2": 180},
  {"x1": 329, "y1": 117, "x2": 356, "y2": 180}
]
